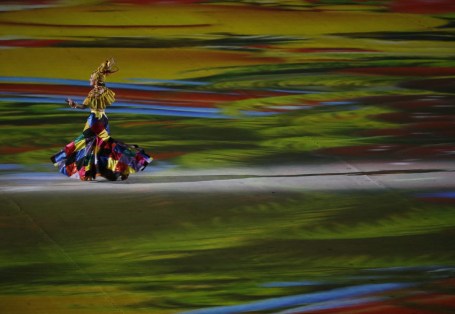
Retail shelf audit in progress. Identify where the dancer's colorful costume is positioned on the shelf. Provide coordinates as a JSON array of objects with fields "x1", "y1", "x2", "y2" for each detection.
[{"x1": 51, "y1": 58, "x2": 152, "y2": 181}]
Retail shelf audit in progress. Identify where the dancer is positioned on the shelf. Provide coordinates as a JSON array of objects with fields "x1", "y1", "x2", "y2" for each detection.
[{"x1": 51, "y1": 58, "x2": 152, "y2": 181}]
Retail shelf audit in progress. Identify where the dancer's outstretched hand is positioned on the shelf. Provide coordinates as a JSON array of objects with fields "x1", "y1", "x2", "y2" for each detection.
[{"x1": 66, "y1": 98, "x2": 76, "y2": 108}]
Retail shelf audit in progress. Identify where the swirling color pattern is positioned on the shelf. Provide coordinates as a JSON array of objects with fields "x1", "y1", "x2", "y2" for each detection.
[{"x1": 0, "y1": 1, "x2": 454, "y2": 314}]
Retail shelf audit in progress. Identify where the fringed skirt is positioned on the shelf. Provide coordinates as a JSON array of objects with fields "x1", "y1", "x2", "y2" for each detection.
[{"x1": 51, "y1": 113, "x2": 152, "y2": 181}]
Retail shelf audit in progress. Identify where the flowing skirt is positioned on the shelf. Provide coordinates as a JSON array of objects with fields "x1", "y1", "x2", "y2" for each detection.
[{"x1": 51, "y1": 113, "x2": 152, "y2": 181}]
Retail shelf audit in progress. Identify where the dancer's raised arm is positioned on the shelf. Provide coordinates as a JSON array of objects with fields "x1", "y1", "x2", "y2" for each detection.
[{"x1": 66, "y1": 98, "x2": 86, "y2": 109}]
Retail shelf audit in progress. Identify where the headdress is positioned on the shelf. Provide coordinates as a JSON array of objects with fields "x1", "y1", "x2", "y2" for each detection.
[{"x1": 90, "y1": 58, "x2": 118, "y2": 85}]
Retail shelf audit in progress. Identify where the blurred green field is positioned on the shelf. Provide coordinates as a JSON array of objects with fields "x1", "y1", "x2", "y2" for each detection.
[{"x1": 1, "y1": 189, "x2": 454, "y2": 313}]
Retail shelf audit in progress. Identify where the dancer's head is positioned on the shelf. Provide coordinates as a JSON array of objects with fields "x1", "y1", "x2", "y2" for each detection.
[{"x1": 90, "y1": 58, "x2": 118, "y2": 86}]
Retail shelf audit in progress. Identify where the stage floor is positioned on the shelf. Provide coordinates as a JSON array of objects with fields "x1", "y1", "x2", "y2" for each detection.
[{"x1": 1, "y1": 160, "x2": 454, "y2": 313}]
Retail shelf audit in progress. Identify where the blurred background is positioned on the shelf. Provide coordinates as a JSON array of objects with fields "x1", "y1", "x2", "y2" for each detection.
[
  {"x1": 0, "y1": 0, "x2": 454, "y2": 313},
  {"x1": 1, "y1": 0, "x2": 454, "y2": 168}
]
